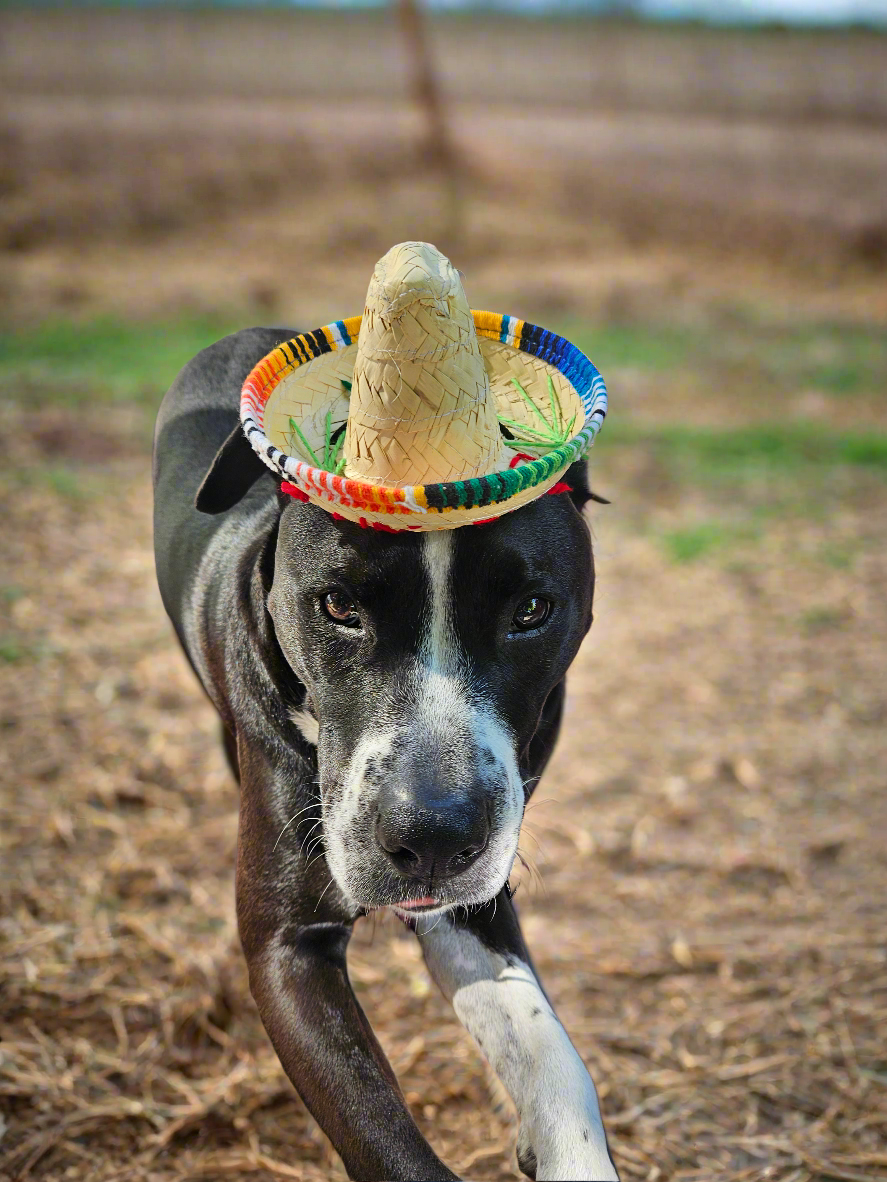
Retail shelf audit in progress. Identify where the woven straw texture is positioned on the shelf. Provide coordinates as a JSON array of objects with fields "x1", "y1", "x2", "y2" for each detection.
[
  {"x1": 239, "y1": 244, "x2": 607, "y2": 532},
  {"x1": 243, "y1": 311, "x2": 605, "y2": 530},
  {"x1": 263, "y1": 336, "x2": 583, "y2": 471},
  {"x1": 262, "y1": 351, "x2": 353, "y2": 464},
  {"x1": 482, "y1": 337, "x2": 581, "y2": 437},
  {"x1": 344, "y1": 242, "x2": 506, "y2": 486}
]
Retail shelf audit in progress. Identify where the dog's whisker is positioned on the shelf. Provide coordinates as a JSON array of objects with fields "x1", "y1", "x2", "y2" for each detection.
[
  {"x1": 519, "y1": 827, "x2": 547, "y2": 864},
  {"x1": 314, "y1": 876, "x2": 335, "y2": 912},
  {"x1": 273, "y1": 810, "x2": 313, "y2": 852},
  {"x1": 520, "y1": 826, "x2": 542, "y2": 851},
  {"x1": 290, "y1": 799, "x2": 321, "y2": 818},
  {"x1": 298, "y1": 818, "x2": 324, "y2": 854},
  {"x1": 523, "y1": 796, "x2": 556, "y2": 814},
  {"x1": 423, "y1": 908, "x2": 447, "y2": 935},
  {"x1": 516, "y1": 848, "x2": 539, "y2": 893},
  {"x1": 274, "y1": 799, "x2": 321, "y2": 832},
  {"x1": 520, "y1": 775, "x2": 540, "y2": 801},
  {"x1": 516, "y1": 846, "x2": 547, "y2": 898}
]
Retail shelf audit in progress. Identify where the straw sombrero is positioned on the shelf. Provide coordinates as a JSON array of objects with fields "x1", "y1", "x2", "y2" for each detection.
[{"x1": 240, "y1": 241, "x2": 607, "y2": 531}]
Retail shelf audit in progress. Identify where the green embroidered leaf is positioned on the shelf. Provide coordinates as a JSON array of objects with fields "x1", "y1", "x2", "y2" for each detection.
[
  {"x1": 287, "y1": 413, "x2": 348, "y2": 475},
  {"x1": 288, "y1": 417, "x2": 322, "y2": 468},
  {"x1": 498, "y1": 375, "x2": 576, "y2": 455},
  {"x1": 323, "y1": 410, "x2": 332, "y2": 470}
]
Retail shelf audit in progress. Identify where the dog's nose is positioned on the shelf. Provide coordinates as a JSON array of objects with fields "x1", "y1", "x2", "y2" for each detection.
[{"x1": 375, "y1": 796, "x2": 490, "y2": 883}]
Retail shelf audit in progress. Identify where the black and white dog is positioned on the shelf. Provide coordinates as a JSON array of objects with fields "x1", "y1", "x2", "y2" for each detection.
[{"x1": 153, "y1": 326, "x2": 619, "y2": 1181}]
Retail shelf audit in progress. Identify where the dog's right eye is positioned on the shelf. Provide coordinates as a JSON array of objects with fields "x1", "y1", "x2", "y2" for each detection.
[{"x1": 323, "y1": 591, "x2": 360, "y2": 627}]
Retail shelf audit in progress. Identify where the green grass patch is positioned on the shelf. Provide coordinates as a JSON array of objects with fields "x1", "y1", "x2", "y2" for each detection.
[
  {"x1": 0, "y1": 317, "x2": 243, "y2": 410},
  {"x1": 570, "y1": 323, "x2": 698, "y2": 373},
  {"x1": 604, "y1": 421, "x2": 886, "y2": 527},
  {"x1": 1, "y1": 462, "x2": 114, "y2": 502},
  {"x1": 660, "y1": 520, "x2": 761, "y2": 563},
  {"x1": 753, "y1": 324, "x2": 887, "y2": 397},
  {"x1": 41, "y1": 465, "x2": 91, "y2": 500},
  {"x1": 801, "y1": 606, "x2": 849, "y2": 634},
  {"x1": 571, "y1": 319, "x2": 887, "y2": 397},
  {"x1": 818, "y1": 541, "x2": 858, "y2": 570},
  {"x1": 0, "y1": 634, "x2": 30, "y2": 663},
  {"x1": 662, "y1": 523, "x2": 727, "y2": 563},
  {"x1": 605, "y1": 421, "x2": 887, "y2": 475}
]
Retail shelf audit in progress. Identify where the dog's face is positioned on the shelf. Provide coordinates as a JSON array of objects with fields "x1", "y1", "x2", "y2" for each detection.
[{"x1": 267, "y1": 480, "x2": 594, "y2": 917}]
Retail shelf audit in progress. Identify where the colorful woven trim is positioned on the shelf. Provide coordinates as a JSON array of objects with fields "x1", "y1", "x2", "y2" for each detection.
[{"x1": 240, "y1": 311, "x2": 607, "y2": 524}]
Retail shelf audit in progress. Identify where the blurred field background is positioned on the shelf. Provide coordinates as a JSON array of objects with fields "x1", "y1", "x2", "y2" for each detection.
[{"x1": 1, "y1": 5, "x2": 886, "y2": 1181}]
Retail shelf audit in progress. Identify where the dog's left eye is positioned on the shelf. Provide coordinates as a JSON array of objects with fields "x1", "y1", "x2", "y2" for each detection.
[
  {"x1": 511, "y1": 596, "x2": 552, "y2": 632},
  {"x1": 323, "y1": 591, "x2": 360, "y2": 626}
]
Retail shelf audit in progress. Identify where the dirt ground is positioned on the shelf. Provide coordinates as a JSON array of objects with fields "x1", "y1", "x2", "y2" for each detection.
[{"x1": 2, "y1": 11, "x2": 887, "y2": 1182}]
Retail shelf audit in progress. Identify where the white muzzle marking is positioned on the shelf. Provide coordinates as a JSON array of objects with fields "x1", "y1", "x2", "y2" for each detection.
[{"x1": 323, "y1": 532, "x2": 524, "y2": 908}]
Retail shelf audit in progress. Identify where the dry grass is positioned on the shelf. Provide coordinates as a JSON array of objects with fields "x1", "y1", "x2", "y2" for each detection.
[{"x1": 1, "y1": 376, "x2": 886, "y2": 1180}]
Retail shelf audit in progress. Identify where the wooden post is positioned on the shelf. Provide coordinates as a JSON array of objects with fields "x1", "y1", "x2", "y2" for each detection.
[{"x1": 395, "y1": 0, "x2": 462, "y2": 241}]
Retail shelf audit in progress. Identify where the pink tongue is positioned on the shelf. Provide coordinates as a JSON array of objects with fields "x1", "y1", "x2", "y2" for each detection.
[{"x1": 396, "y1": 897, "x2": 438, "y2": 909}]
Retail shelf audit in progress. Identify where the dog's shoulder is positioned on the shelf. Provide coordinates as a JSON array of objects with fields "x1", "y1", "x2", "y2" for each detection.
[
  {"x1": 152, "y1": 326, "x2": 297, "y2": 633},
  {"x1": 154, "y1": 324, "x2": 299, "y2": 517}
]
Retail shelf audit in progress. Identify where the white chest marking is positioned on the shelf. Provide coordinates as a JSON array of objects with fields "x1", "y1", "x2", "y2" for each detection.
[{"x1": 288, "y1": 707, "x2": 319, "y2": 746}]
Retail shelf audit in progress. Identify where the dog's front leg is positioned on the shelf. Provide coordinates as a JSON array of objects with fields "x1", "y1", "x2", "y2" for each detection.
[
  {"x1": 236, "y1": 752, "x2": 457, "y2": 1182},
  {"x1": 242, "y1": 921, "x2": 456, "y2": 1181},
  {"x1": 417, "y1": 895, "x2": 619, "y2": 1181}
]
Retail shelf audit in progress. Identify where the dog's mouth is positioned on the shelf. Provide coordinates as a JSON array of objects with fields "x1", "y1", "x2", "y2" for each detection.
[
  {"x1": 363, "y1": 894, "x2": 445, "y2": 916},
  {"x1": 391, "y1": 896, "x2": 440, "y2": 913}
]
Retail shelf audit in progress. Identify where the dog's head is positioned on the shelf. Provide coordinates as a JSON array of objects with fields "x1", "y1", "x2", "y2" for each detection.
[
  {"x1": 268, "y1": 474, "x2": 595, "y2": 917},
  {"x1": 199, "y1": 430, "x2": 597, "y2": 917}
]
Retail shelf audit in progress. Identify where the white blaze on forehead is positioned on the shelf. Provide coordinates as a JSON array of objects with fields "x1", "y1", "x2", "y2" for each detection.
[
  {"x1": 417, "y1": 530, "x2": 524, "y2": 897},
  {"x1": 418, "y1": 531, "x2": 473, "y2": 736},
  {"x1": 421, "y1": 531, "x2": 461, "y2": 675}
]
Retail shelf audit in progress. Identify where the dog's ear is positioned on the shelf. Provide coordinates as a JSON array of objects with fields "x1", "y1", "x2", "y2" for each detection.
[
  {"x1": 195, "y1": 424, "x2": 271, "y2": 514},
  {"x1": 565, "y1": 458, "x2": 610, "y2": 512}
]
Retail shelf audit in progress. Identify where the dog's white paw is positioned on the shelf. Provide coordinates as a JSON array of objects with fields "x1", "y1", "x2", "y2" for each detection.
[
  {"x1": 516, "y1": 1123, "x2": 538, "y2": 1179},
  {"x1": 517, "y1": 1115, "x2": 619, "y2": 1181}
]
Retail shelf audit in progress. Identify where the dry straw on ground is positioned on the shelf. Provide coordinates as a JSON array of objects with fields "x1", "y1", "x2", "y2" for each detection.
[{"x1": 2, "y1": 392, "x2": 885, "y2": 1181}]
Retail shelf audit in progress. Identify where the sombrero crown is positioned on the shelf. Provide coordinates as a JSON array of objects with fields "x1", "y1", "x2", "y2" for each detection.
[{"x1": 240, "y1": 241, "x2": 607, "y2": 531}]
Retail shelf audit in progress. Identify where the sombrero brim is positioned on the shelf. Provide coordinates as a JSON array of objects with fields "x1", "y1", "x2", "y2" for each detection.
[{"x1": 240, "y1": 311, "x2": 607, "y2": 531}]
